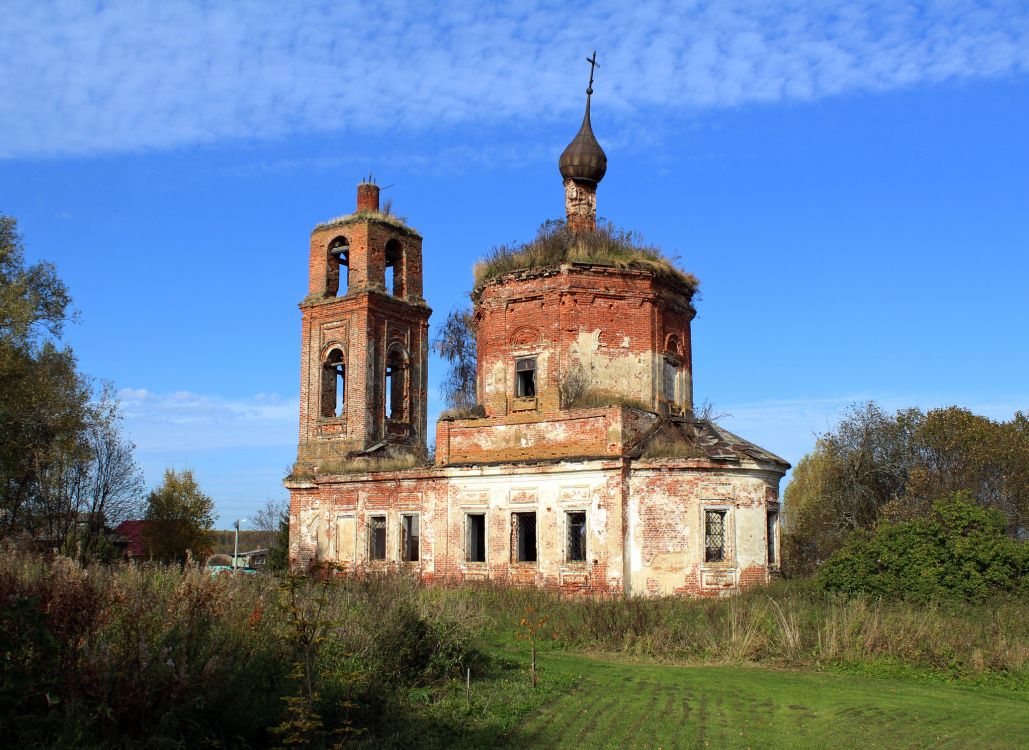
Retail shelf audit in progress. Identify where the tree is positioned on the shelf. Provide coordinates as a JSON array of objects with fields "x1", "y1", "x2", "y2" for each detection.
[
  {"x1": 74, "y1": 383, "x2": 145, "y2": 561},
  {"x1": 267, "y1": 508, "x2": 291, "y2": 572},
  {"x1": 0, "y1": 215, "x2": 73, "y2": 349},
  {"x1": 784, "y1": 402, "x2": 1029, "y2": 574},
  {"x1": 432, "y1": 306, "x2": 478, "y2": 412},
  {"x1": 144, "y1": 469, "x2": 215, "y2": 564},
  {"x1": 1, "y1": 214, "x2": 85, "y2": 539},
  {"x1": 0, "y1": 215, "x2": 143, "y2": 555},
  {"x1": 253, "y1": 498, "x2": 288, "y2": 535}
]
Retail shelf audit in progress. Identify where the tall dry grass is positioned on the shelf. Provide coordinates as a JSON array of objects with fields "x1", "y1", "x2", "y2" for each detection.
[
  {"x1": 0, "y1": 552, "x2": 480, "y2": 748},
  {"x1": 443, "y1": 579, "x2": 1028, "y2": 681}
]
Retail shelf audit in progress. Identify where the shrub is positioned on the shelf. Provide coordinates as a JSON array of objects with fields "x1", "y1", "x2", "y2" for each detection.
[
  {"x1": 472, "y1": 220, "x2": 699, "y2": 294},
  {"x1": 818, "y1": 492, "x2": 1028, "y2": 601},
  {"x1": 639, "y1": 432, "x2": 703, "y2": 460},
  {"x1": 564, "y1": 388, "x2": 652, "y2": 412},
  {"x1": 439, "y1": 404, "x2": 486, "y2": 420}
]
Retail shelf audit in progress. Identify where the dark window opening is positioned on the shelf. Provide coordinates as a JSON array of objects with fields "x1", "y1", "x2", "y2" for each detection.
[
  {"x1": 512, "y1": 512, "x2": 537, "y2": 563},
  {"x1": 321, "y1": 349, "x2": 345, "y2": 418},
  {"x1": 466, "y1": 513, "x2": 486, "y2": 563},
  {"x1": 516, "y1": 357, "x2": 536, "y2": 398},
  {"x1": 328, "y1": 237, "x2": 349, "y2": 296},
  {"x1": 401, "y1": 514, "x2": 419, "y2": 562},
  {"x1": 666, "y1": 335, "x2": 680, "y2": 354},
  {"x1": 385, "y1": 348, "x2": 407, "y2": 422},
  {"x1": 567, "y1": 511, "x2": 587, "y2": 562},
  {"x1": 369, "y1": 515, "x2": 386, "y2": 561},
  {"x1": 384, "y1": 239, "x2": 404, "y2": 297},
  {"x1": 767, "y1": 510, "x2": 778, "y2": 565},
  {"x1": 705, "y1": 510, "x2": 726, "y2": 563}
]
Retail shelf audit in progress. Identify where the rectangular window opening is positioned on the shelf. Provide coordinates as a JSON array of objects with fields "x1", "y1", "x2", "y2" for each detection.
[
  {"x1": 369, "y1": 515, "x2": 386, "y2": 561},
  {"x1": 767, "y1": 510, "x2": 778, "y2": 565},
  {"x1": 512, "y1": 512, "x2": 537, "y2": 563},
  {"x1": 466, "y1": 513, "x2": 486, "y2": 563},
  {"x1": 401, "y1": 514, "x2": 419, "y2": 562},
  {"x1": 516, "y1": 357, "x2": 536, "y2": 398},
  {"x1": 385, "y1": 263, "x2": 395, "y2": 296},
  {"x1": 705, "y1": 510, "x2": 726, "y2": 563},
  {"x1": 566, "y1": 511, "x2": 587, "y2": 562}
]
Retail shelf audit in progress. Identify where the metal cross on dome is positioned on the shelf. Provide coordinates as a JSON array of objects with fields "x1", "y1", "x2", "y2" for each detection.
[{"x1": 586, "y1": 51, "x2": 599, "y2": 94}]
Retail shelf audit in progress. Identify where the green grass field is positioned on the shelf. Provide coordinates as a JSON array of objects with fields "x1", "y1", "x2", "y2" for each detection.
[
  {"x1": 404, "y1": 648, "x2": 1028, "y2": 750},
  {"x1": 505, "y1": 652, "x2": 1028, "y2": 749}
]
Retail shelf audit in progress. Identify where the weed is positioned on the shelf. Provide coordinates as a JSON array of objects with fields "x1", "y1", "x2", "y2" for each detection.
[{"x1": 472, "y1": 219, "x2": 699, "y2": 295}]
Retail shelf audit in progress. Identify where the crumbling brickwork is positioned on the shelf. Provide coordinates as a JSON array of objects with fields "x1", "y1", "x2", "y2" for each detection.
[{"x1": 474, "y1": 264, "x2": 695, "y2": 419}]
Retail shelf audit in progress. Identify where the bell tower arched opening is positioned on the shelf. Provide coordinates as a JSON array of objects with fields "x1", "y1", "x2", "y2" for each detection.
[
  {"x1": 384, "y1": 345, "x2": 409, "y2": 423},
  {"x1": 328, "y1": 237, "x2": 349, "y2": 296},
  {"x1": 321, "y1": 348, "x2": 346, "y2": 418}
]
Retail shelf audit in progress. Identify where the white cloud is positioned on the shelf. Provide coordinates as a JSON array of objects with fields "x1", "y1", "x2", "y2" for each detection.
[
  {"x1": 117, "y1": 387, "x2": 297, "y2": 452},
  {"x1": 2, "y1": 0, "x2": 1027, "y2": 158}
]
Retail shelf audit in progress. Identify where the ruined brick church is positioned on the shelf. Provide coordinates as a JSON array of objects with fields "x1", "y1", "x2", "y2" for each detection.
[{"x1": 286, "y1": 74, "x2": 789, "y2": 596}]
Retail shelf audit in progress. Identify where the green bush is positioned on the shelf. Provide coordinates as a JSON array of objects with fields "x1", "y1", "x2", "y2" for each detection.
[{"x1": 818, "y1": 492, "x2": 1028, "y2": 601}]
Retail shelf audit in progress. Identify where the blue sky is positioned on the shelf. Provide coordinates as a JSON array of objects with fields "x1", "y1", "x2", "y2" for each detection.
[{"x1": 2, "y1": 1, "x2": 1027, "y2": 528}]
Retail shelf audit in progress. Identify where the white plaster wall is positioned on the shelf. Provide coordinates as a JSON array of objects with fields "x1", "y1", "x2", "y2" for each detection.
[{"x1": 444, "y1": 464, "x2": 624, "y2": 590}]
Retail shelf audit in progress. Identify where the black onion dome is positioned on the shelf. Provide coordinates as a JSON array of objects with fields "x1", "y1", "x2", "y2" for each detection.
[{"x1": 559, "y1": 94, "x2": 607, "y2": 184}]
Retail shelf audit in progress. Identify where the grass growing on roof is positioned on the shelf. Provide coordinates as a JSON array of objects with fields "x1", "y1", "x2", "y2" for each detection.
[{"x1": 472, "y1": 219, "x2": 699, "y2": 293}]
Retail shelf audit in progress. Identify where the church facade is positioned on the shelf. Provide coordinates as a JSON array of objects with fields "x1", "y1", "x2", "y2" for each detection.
[{"x1": 285, "y1": 84, "x2": 788, "y2": 597}]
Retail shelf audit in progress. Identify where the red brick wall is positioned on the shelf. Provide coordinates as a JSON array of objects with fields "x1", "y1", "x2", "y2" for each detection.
[
  {"x1": 474, "y1": 265, "x2": 695, "y2": 418},
  {"x1": 295, "y1": 190, "x2": 431, "y2": 465},
  {"x1": 435, "y1": 406, "x2": 657, "y2": 466}
]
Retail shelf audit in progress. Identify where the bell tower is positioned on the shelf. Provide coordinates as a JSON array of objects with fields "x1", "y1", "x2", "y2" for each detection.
[{"x1": 295, "y1": 180, "x2": 431, "y2": 469}]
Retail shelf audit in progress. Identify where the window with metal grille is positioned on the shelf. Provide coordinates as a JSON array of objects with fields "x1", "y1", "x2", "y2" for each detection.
[
  {"x1": 401, "y1": 514, "x2": 419, "y2": 562},
  {"x1": 512, "y1": 512, "x2": 537, "y2": 563},
  {"x1": 566, "y1": 511, "x2": 586, "y2": 562},
  {"x1": 705, "y1": 510, "x2": 726, "y2": 563},
  {"x1": 515, "y1": 357, "x2": 536, "y2": 397},
  {"x1": 368, "y1": 515, "x2": 386, "y2": 561},
  {"x1": 466, "y1": 513, "x2": 486, "y2": 563}
]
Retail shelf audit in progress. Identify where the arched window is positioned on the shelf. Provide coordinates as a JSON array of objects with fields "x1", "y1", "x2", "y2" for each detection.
[
  {"x1": 384, "y1": 346, "x2": 408, "y2": 422},
  {"x1": 384, "y1": 239, "x2": 404, "y2": 297},
  {"x1": 321, "y1": 349, "x2": 345, "y2": 418},
  {"x1": 328, "y1": 237, "x2": 349, "y2": 296}
]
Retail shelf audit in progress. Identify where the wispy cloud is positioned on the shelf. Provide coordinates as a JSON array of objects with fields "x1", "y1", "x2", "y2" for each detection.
[
  {"x1": 118, "y1": 388, "x2": 297, "y2": 452},
  {"x1": 2, "y1": 1, "x2": 1027, "y2": 158}
]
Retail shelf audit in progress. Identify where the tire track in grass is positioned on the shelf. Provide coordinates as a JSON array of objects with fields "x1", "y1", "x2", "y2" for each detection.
[
  {"x1": 576, "y1": 672, "x2": 639, "y2": 749},
  {"x1": 646, "y1": 684, "x2": 681, "y2": 750},
  {"x1": 557, "y1": 690, "x2": 621, "y2": 746},
  {"x1": 668, "y1": 687, "x2": 696, "y2": 750},
  {"x1": 510, "y1": 685, "x2": 580, "y2": 748},
  {"x1": 623, "y1": 678, "x2": 666, "y2": 750}
]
